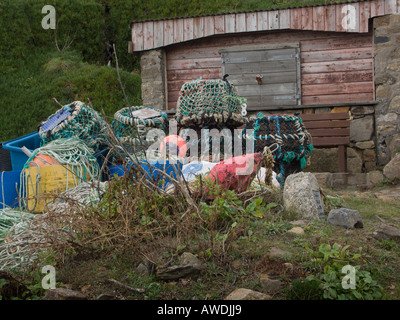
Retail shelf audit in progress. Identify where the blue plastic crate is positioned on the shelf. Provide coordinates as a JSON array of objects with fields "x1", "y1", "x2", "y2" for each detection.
[
  {"x1": 108, "y1": 160, "x2": 182, "y2": 189},
  {"x1": 0, "y1": 170, "x2": 21, "y2": 209},
  {"x1": 2, "y1": 132, "x2": 42, "y2": 171},
  {"x1": 3, "y1": 133, "x2": 109, "y2": 171}
]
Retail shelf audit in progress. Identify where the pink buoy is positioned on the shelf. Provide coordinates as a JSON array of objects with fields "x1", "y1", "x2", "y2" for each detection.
[{"x1": 160, "y1": 135, "x2": 187, "y2": 158}]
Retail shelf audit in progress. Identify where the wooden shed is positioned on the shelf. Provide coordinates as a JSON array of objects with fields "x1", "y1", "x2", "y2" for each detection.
[{"x1": 130, "y1": 0, "x2": 400, "y2": 180}]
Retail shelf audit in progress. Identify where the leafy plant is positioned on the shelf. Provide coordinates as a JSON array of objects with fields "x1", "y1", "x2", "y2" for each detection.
[
  {"x1": 263, "y1": 221, "x2": 291, "y2": 236},
  {"x1": 304, "y1": 243, "x2": 382, "y2": 300}
]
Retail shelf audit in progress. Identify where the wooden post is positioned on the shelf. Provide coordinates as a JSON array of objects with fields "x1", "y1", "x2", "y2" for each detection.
[{"x1": 338, "y1": 145, "x2": 347, "y2": 172}]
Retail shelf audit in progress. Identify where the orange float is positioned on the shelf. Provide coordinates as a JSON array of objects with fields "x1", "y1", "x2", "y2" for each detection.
[{"x1": 159, "y1": 135, "x2": 187, "y2": 158}]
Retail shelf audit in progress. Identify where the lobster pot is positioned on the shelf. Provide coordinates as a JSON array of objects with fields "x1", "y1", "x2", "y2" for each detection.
[
  {"x1": 179, "y1": 126, "x2": 242, "y2": 163},
  {"x1": 176, "y1": 79, "x2": 245, "y2": 128},
  {"x1": 39, "y1": 101, "x2": 108, "y2": 153},
  {"x1": 111, "y1": 106, "x2": 167, "y2": 157},
  {"x1": 243, "y1": 113, "x2": 313, "y2": 186}
]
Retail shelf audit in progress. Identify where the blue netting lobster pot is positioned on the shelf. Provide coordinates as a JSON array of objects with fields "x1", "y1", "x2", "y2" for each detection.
[
  {"x1": 38, "y1": 101, "x2": 108, "y2": 153},
  {"x1": 242, "y1": 113, "x2": 313, "y2": 186}
]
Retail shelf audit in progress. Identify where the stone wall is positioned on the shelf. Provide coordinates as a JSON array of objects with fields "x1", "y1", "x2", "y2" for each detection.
[
  {"x1": 254, "y1": 106, "x2": 376, "y2": 174},
  {"x1": 140, "y1": 49, "x2": 167, "y2": 110},
  {"x1": 373, "y1": 14, "x2": 400, "y2": 166}
]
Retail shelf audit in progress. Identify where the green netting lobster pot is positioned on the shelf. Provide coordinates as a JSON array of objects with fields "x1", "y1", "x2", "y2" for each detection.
[
  {"x1": 39, "y1": 101, "x2": 108, "y2": 153},
  {"x1": 111, "y1": 106, "x2": 168, "y2": 152},
  {"x1": 176, "y1": 79, "x2": 245, "y2": 128},
  {"x1": 243, "y1": 113, "x2": 314, "y2": 187}
]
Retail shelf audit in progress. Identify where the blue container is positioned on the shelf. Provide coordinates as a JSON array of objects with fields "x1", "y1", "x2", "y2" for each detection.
[
  {"x1": 108, "y1": 160, "x2": 182, "y2": 189},
  {"x1": 3, "y1": 133, "x2": 109, "y2": 171},
  {"x1": 0, "y1": 170, "x2": 21, "y2": 209},
  {"x1": 2, "y1": 132, "x2": 42, "y2": 171}
]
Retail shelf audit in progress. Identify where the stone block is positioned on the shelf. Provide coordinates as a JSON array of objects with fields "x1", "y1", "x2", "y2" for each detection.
[
  {"x1": 347, "y1": 148, "x2": 363, "y2": 173},
  {"x1": 364, "y1": 161, "x2": 377, "y2": 172},
  {"x1": 355, "y1": 140, "x2": 375, "y2": 149},
  {"x1": 312, "y1": 172, "x2": 333, "y2": 189},
  {"x1": 367, "y1": 170, "x2": 384, "y2": 185},
  {"x1": 375, "y1": 85, "x2": 392, "y2": 99},
  {"x1": 363, "y1": 149, "x2": 376, "y2": 162},
  {"x1": 389, "y1": 96, "x2": 400, "y2": 113},
  {"x1": 305, "y1": 148, "x2": 338, "y2": 173},
  {"x1": 350, "y1": 116, "x2": 374, "y2": 142}
]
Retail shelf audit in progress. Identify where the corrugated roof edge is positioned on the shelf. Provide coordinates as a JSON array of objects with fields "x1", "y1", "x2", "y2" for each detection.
[{"x1": 129, "y1": 0, "x2": 372, "y2": 26}]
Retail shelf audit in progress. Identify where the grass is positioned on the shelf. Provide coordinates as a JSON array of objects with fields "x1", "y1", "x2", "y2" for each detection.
[
  {"x1": 1, "y1": 167, "x2": 399, "y2": 301},
  {"x1": 0, "y1": 49, "x2": 141, "y2": 142}
]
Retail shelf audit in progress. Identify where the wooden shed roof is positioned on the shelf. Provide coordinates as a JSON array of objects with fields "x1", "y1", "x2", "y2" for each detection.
[{"x1": 130, "y1": 0, "x2": 398, "y2": 52}]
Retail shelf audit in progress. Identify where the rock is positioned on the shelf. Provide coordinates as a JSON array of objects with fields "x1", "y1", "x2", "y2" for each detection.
[
  {"x1": 383, "y1": 153, "x2": 400, "y2": 180},
  {"x1": 225, "y1": 288, "x2": 271, "y2": 300},
  {"x1": 372, "y1": 224, "x2": 400, "y2": 242},
  {"x1": 288, "y1": 227, "x2": 304, "y2": 235},
  {"x1": 96, "y1": 293, "x2": 116, "y2": 300},
  {"x1": 283, "y1": 263, "x2": 294, "y2": 272},
  {"x1": 367, "y1": 170, "x2": 385, "y2": 185},
  {"x1": 355, "y1": 140, "x2": 375, "y2": 150},
  {"x1": 350, "y1": 116, "x2": 374, "y2": 142},
  {"x1": 388, "y1": 133, "x2": 400, "y2": 158},
  {"x1": 43, "y1": 288, "x2": 87, "y2": 300},
  {"x1": 305, "y1": 148, "x2": 338, "y2": 173},
  {"x1": 268, "y1": 247, "x2": 292, "y2": 259},
  {"x1": 291, "y1": 219, "x2": 308, "y2": 226},
  {"x1": 136, "y1": 262, "x2": 150, "y2": 276},
  {"x1": 389, "y1": 96, "x2": 400, "y2": 113},
  {"x1": 312, "y1": 172, "x2": 333, "y2": 189},
  {"x1": 259, "y1": 274, "x2": 282, "y2": 294},
  {"x1": 327, "y1": 208, "x2": 364, "y2": 229},
  {"x1": 156, "y1": 252, "x2": 204, "y2": 280},
  {"x1": 363, "y1": 149, "x2": 376, "y2": 162},
  {"x1": 283, "y1": 172, "x2": 324, "y2": 220},
  {"x1": 347, "y1": 148, "x2": 363, "y2": 173}
]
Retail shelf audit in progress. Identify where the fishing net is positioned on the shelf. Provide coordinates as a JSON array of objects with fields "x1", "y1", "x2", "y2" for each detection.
[
  {"x1": 243, "y1": 113, "x2": 313, "y2": 187},
  {"x1": 176, "y1": 79, "x2": 246, "y2": 128},
  {"x1": 39, "y1": 101, "x2": 108, "y2": 153},
  {"x1": 111, "y1": 106, "x2": 167, "y2": 153},
  {"x1": 20, "y1": 138, "x2": 100, "y2": 213}
]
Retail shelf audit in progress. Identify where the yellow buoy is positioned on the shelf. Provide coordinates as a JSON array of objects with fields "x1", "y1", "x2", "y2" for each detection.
[{"x1": 24, "y1": 164, "x2": 89, "y2": 213}]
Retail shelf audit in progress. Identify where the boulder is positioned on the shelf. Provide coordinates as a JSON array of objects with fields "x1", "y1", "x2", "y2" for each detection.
[
  {"x1": 225, "y1": 288, "x2": 271, "y2": 300},
  {"x1": 372, "y1": 224, "x2": 400, "y2": 242},
  {"x1": 283, "y1": 172, "x2": 324, "y2": 220},
  {"x1": 327, "y1": 208, "x2": 364, "y2": 229},
  {"x1": 259, "y1": 274, "x2": 282, "y2": 294},
  {"x1": 156, "y1": 252, "x2": 204, "y2": 280},
  {"x1": 383, "y1": 153, "x2": 400, "y2": 180}
]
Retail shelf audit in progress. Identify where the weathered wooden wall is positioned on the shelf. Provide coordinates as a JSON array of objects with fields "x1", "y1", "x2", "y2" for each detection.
[
  {"x1": 132, "y1": 0, "x2": 397, "y2": 51},
  {"x1": 166, "y1": 30, "x2": 374, "y2": 110}
]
